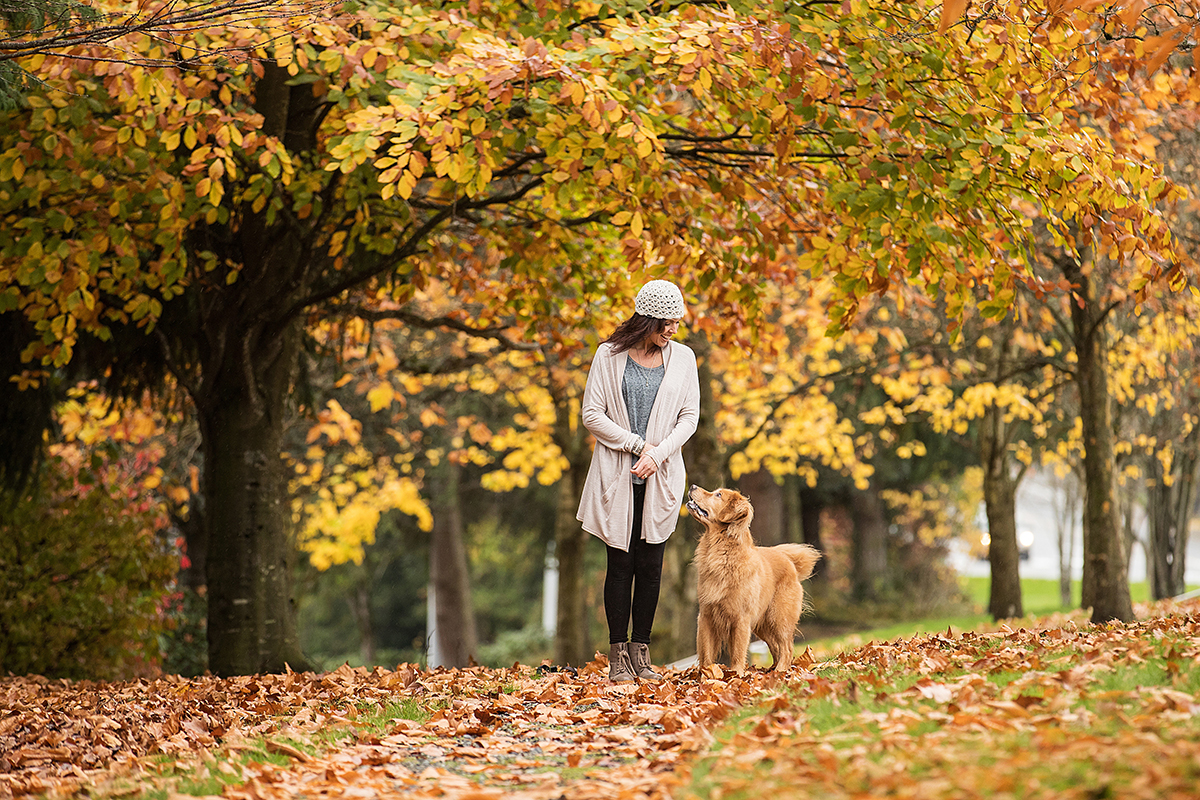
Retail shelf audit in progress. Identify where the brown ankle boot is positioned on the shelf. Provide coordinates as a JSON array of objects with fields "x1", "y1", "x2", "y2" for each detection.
[
  {"x1": 608, "y1": 642, "x2": 636, "y2": 683},
  {"x1": 628, "y1": 642, "x2": 661, "y2": 681}
]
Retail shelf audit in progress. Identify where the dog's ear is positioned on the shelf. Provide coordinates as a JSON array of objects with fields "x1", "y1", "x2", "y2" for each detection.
[{"x1": 717, "y1": 491, "x2": 752, "y2": 526}]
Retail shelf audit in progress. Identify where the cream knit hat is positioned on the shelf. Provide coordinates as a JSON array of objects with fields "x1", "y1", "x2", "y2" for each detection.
[{"x1": 634, "y1": 279, "x2": 686, "y2": 319}]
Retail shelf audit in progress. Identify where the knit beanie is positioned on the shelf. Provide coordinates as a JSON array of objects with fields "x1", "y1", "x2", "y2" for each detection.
[{"x1": 634, "y1": 279, "x2": 686, "y2": 319}]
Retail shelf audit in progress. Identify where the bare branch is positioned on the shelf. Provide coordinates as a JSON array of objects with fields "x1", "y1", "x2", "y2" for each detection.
[
  {"x1": 329, "y1": 304, "x2": 541, "y2": 353},
  {"x1": 0, "y1": 0, "x2": 327, "y2": 61}
]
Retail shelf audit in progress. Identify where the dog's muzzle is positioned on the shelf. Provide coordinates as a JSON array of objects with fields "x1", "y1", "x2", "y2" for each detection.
[{"x1": 685, "y1": 499, "x2": 708, "y2": 519}]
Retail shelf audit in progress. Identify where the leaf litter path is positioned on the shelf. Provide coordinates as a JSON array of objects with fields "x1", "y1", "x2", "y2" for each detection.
[
  {"x1": 1, "y1": 653, "x2": 786, "y2": 800},
  {"x1": 4, "y1": 600, "x2": 1200, "y2": 800}
]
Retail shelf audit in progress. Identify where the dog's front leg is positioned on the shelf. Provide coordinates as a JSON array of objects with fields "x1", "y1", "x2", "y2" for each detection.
[
  {"x1": 696, "y1": 609, "x2": 715, "y2": 668},
  {"x1": 729, "y1": 622, "x2": 752, "y2": 673}
]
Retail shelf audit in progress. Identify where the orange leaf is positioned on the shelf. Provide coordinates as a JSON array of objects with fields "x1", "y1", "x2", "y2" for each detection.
[
  {"x1": 1117, "y1": 0, "x2": 1147, "y2": 29},
  {"x1": 938, "y1": 0, "x2": 970, "y2": 34},
  {"x1": 1143, "y1": 24, "x2": 1190, "y2": 75}
]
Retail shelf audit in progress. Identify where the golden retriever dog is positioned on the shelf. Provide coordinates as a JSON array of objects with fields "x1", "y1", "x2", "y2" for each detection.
[{"x1": 686, "y1": 485, "x2": 821, "y2": 673}]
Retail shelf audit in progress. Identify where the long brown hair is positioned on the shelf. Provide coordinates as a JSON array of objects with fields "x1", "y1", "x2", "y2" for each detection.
[{"x1": 605, "y1": 313, "x2": 669, "y2": 353}]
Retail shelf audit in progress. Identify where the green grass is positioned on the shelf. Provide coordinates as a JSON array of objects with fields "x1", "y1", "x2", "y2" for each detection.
[
  {"x1": 352, "y1": 697, "x2": 430, "y2": 733},
  {"x1": 138, "y1": 740, "x2": 310, "y2": 800}
]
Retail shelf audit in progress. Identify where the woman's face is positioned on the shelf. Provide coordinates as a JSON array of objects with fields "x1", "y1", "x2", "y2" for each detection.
[{"x1": 648, "y1": 317, "x2": 682, "y2": 349}]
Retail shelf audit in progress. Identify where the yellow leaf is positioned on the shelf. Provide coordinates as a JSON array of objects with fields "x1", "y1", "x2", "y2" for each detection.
[{"x1": 367, "y1": 382, "x2": 395, "y2": 412}]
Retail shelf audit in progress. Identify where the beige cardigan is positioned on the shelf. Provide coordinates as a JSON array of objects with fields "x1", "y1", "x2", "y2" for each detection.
[{"x1": 576, "y1": 340, "x2": 701, "y2": 551}]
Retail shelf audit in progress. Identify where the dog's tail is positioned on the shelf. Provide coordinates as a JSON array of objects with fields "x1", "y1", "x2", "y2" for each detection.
[{"x1": 777, "y1": 543, "x2": 821, "y2": 581}]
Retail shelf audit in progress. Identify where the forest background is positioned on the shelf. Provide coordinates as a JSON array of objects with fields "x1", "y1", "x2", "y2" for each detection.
[{"x1": 1, "y1": 0, "x2": 1199, "y2": 681}]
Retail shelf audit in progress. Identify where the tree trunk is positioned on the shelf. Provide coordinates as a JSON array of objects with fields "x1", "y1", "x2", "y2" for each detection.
[
  {"x1": 850, "y1": 483, "x2": 888, "y2": 602},
  {"x1": 783, "y1": 474, "x2": 803, "y2": 544},
  {"x1": 189, "y1": 61, "x2": 330, "y2": 676},
  {"x1": 347, "y1": 570, "x2": 376, "y2": 665},
  {"x1": 545, "y1": 354, "x2": 594, "y2": 667},
  {"x1": 199, "y1": 323, "x2": 309, "y2": 675},
  {"x1": 737, "y1": 469, "x2": 783, "y2": 544},
  {"x1": 1146, "y1": 426, "x2": 1198, "y2": 599},
  {"x1": 428, "y1": 460, "x2": 476, "y2": 668},
  {"x1": 1052, "y1": 469, "x2": 1081, "y2": 609},
  {"x1": 980, "y1": 406, "x2": 1023, "y2": 620},
  {"x1": 798, "y1": 485, "x2": 827, "y2": 581},
  {"x1": 1060, "y1": 255, "x2": 1132, "y2": 623},
  {"x1": 553, "y1": 456, "x2": 591, "y2": 665}
]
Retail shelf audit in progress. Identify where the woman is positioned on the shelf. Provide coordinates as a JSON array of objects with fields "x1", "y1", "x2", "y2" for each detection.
[{"x1": 576, "y1": 279, "x2": 701, "y2": 682}]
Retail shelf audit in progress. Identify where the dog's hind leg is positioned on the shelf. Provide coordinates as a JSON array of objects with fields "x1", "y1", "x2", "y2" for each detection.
[
  {"x1": 764, "y1": 628, "x2": 795, "y2": 671},
  {"x1": 762, "y1": 590, "x2": 803, "y2": 671}
]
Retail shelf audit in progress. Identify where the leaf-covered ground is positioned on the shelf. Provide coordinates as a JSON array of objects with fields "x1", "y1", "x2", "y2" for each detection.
[{"x1": 3, "y1": 599, "x2": 1198, "y2": 800}]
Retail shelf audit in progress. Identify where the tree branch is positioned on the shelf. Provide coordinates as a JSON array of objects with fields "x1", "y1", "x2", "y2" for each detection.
[
  {"x1": 0, "y1": 0, "x2": 323, "y2": 61},
  {"x1": 329, "y1": 304, "x2": 541, "y2": 353}
]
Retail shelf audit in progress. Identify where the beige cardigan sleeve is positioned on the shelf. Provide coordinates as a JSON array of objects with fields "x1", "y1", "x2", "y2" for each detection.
[{"x1": 579, "y1": 343, "x2": 643, "y2": 455}]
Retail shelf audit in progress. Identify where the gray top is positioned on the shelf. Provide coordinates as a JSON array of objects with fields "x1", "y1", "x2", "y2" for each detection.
[{"x1": 622, "y1": 356, "x2": 665, "y2": 485}]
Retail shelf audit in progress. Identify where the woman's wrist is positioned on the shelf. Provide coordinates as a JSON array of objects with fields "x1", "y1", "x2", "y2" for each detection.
[{"x1": 631, "y1": 437, "x2": 645, "y2": 456}]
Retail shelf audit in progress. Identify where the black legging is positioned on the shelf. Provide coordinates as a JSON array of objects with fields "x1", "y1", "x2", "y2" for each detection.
[{"x1": 604, "y1": 482, "x2": 667, "y2": 645}]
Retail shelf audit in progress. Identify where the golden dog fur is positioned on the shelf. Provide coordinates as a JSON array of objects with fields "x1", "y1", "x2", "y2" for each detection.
[{"x1": 687, "y1": 485, "x2": 821, "y2": 673}]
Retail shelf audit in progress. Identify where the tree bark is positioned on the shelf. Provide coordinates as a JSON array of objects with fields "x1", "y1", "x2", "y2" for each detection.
[
  {"x1": 548, "y1": 356, "x2": 593, "y2": 666},
  {"x1": 980, "y1": 404, "x2": 1023, "y2": 620},
  {"x1": 199, "y1": 321, "x2": 309, "y2": 675},
  {"x1": 347, "y1": 571, "x2": 376, "y2": 665},
  {"x1": 850, "y1": 482, "x2": 889, "y2": 602},
  {"x1": 553, "y1": 457, "x2": 591, "y2": 665},
  {"x1": 1051, "y1": 469, "x2": 1081, "y2": 609},
  {"x1": 1146, "y1": 425, "x2": 1198, "y2": 599},
  {"x1": 737, "y1": 469, "x2": 783, "y2": 544},
  {"x1": 428, "y1": 460, "x2": 476, "y2": 668},
  {"x1": 798, "y1": 485, "x2": 827, "y2": 581},
  {"x1": 1060, "y1": 254, "x2": 1133, "y2": 623}
]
